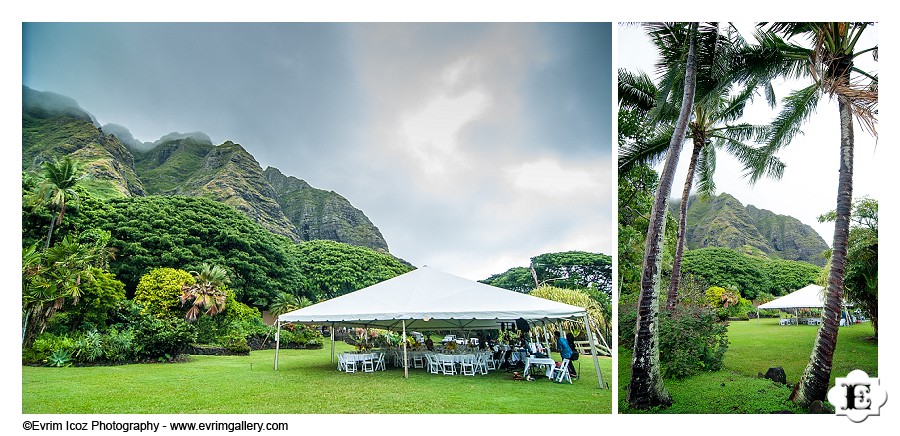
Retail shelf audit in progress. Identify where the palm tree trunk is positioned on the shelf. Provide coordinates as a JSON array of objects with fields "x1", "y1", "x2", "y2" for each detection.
[
  {"x1": 791, "y1": 93, "x2": 854, "y2": 407},
  {"x1": 667, "y1": 132, "x2": 703, "y2": 310},
  {"x1": 44, "y1": 213, "x2": 56, "y2": 249},
  {"x1": 627, "y1": 22, "x2": 698, "y2": 409}
]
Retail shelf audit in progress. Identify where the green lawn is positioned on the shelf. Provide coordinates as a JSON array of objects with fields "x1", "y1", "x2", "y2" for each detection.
[
  {"x1": 23, "y1": 342, "x2": 612, "y2": 414},
  {"x1": 725, "y1": 318, "x2": 877, "y2": 384},
  {"x1": 619, "y1": 318, "x2": 877, "y2": 413}
]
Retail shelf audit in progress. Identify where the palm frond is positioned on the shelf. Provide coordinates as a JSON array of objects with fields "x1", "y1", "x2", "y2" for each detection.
[
  {"x1": 765, "y1": 83, "x2": 821, "y2": 154},
  {"x1": 695, "y1": 142, "x2": 717, "y2": 199},
  {"x1": 618, "y1": 125, "x2": 675, "y2": 172},
  {"x1": 618, "y1": 69, "x2": 658, "y2": 112}
]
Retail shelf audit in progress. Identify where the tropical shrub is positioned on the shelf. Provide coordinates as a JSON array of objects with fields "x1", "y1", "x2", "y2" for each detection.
[
  {"x1": 47, "y1": 349, "x2": 73, "y2": 367},
  {"x1": 74, "y1": 330, "x2": 104, "y2": 363},
  {"x1": 193, "y1": 290, "x2": 262, "y2": 344},
  {"x1": 23, "y1": 333, "x2": 76, "y2": 365},
  {"x1": 47, "y1": 267, "x2": 126, "y2": 333},
  {"x1": 619, "y1": 296, "x2": 728, "y2": 380},
  {"x1": 704, "y1": 286, "x2": 751, "y2": 320},
  {"x1": 657, "y1": 304, "x2": 729, "y2": 379},
  {"x1": 132, "y1": 315, "x2": 197, "y2": 361},
  {"x1": 133, "y1": 268, "x2": 194, "y2": 319},
  {"x1": 102, "y1": 327, "x2": 136, "y2": 362},
  {"x1": 276, "y1": 323, "x2": 323, "y2": 348}
]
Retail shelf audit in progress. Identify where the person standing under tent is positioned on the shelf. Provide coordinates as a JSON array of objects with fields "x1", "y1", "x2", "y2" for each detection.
[{"x1": 554, "y1": 330, "x2": 577, "y2": 378}]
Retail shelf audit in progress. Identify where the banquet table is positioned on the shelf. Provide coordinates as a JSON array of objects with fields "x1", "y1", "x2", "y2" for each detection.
[{"x1": 523, "y1": 356, "x2": 556, "y2": 378}]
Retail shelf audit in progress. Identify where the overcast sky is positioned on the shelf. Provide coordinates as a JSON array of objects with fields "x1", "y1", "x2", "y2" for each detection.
[
  {"x1": 22, "y1": 23, "x2": 613, "y2": 280},
  {"x1": 618, "y1": 23, "x2": 880, "y2": 246}
]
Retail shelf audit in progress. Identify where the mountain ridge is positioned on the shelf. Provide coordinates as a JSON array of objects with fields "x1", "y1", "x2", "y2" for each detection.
[
  {"x1": 671, "y1": 192, "x2": 828, "y2": 266},
  {"x1": 22, "y1": 86, "x2": 389, "y2": 251}
]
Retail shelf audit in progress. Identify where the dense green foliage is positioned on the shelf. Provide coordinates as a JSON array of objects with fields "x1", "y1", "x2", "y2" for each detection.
[
  {"x1": 47, "y1": 267, "x2": 125, "y2": 333},
  {"x1": 680, "y1": 247, "x2": 820, "y2": 300},
  {"x1": 819, "y1": 197, "x2": 878, "y2": 337},
  {"x1": 21, "y1": 235, "x2": 105, "y2": 346},
  {"x1": 480, "y1": 267, "x2": 534, "y2": 293},
  {"x1": 705, "y1": 286, "x2": 754, "y2": 320},
  {"x1": 482, "y1": 251, "x2": 613, "y2": 298},
  {"x1": 73, "y1": 195, "x2": 306, "y2": 306},
  {"x1": 531, "y1": 251, "x2": 613, "y2": 295},
  {"x1": 294, "y1": 239, "x2": 413, "y2": 300},
  {"x1": 763, "y1": 258, "x2": 824, "y2": 296},
  {"x1": 617, "y1": 163, "x2": 677, "y2": 298}
]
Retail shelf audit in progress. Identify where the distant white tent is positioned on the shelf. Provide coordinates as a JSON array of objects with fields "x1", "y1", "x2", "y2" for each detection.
[
  {"x1": 758, "y1": 284, "x2": 826, "y2": 310},
  {"x1": 757, "y1": 284, "x2": 854, "y2": 325},
  {"x1": 275, "y1": 266, "x2": 605, "y2": 388}
]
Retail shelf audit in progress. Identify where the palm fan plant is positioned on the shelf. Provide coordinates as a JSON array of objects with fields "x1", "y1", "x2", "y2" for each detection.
[{"x1": 180, "y1": 263, "x2": 230, "y2": 322}]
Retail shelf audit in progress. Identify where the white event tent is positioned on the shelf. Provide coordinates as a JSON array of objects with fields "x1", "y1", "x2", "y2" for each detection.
[
  {"x1": 758, "y1": 284, "x2": 827, "y2": 310},
  {"x1": 275, "y1": 266, "x2": 605, "y2": 388},
  {"x1": 757, "y1": 284, "x2": 853, "y2": 325}
]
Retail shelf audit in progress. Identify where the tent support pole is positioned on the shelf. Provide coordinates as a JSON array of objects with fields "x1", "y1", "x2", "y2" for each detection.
[
  {"x1": 583, "y1": 314, "x2": 604, "y2": 389},
  {"x1": 274, "y1": 320, "x2": 281, "y2": 371},
  {"x1": 330, "y1": 324, "x2": 336, "y2": 363},
  {"x1": 402, "y1": 320, "x2": 409, "y2": 379}
]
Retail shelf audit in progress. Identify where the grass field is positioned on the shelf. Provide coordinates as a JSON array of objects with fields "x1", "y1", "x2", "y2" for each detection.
[
  {"x1": 23, "y1": 342, "x2": 612, "y2": 414},
  {"x1": 619, "y1": 318, "x2": 877, "y2": 413}
]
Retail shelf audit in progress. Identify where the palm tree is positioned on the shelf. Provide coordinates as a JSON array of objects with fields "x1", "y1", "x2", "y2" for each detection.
[
  {"x1": 619, "y1": 66, "x2": 782, "y2": 310},
  {"x1": 36, "y1": 157, "x2": 85, "y2": 249},
  {"x1": 626, "y1": 22, "x2": 700, "y2": 409},
  {"x1": 737, "y1": 22, "x2": 877, "y2": 407},
  {"x1": 268, "y1": 292, "x2": 312, "y2": 317},
  {"x1": 22, "y1": 236, "x2": 98, "y2": 345},
  {"x1": 180, "y1": 263, "x2": 230, "y2": 322}
]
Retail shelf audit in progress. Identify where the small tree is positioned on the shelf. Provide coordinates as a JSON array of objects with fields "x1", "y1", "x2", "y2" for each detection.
[
  {"x1": 180, "y1": 263, "x2": 229, "y2": 322},
  {"x1": 35, "y1": 157, "x2": 85, "y2": 249},
  {"x1": 22, "y1": 236, "x2": 98, "y2": 346}
]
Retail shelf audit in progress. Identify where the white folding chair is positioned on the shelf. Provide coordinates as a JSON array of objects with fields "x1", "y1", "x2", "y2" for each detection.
[
  {"x1": 413, "y1": 354, "x2": 425, "y2": 369},
  {"x1": 485, "y1": 352, "x2": 498, "y2": 371},
  {"x1": 471, "y1": 352, "x2": 486, "y2": 375},
  {"x1": 551, "y1": 358, "x2": 572, "y2": 384},
  {"x1": 362, "y1": 354, "x2": 375, "y2": 373},
  {"x1": 439, "y1": 354, "x2": 456, "y2": 375},
  {"x1": 426, "y1": 354, "x2": 441, "y2": 374},
  {"x1": 374, "y1": 352, "x2": 386, "y2": 371},
  {"x1": 460, "y1": 354, "x2": 477, "y2": 376},
  {"x1": 344, "y1": 355, "x2": 357, "y2": 373},
  {"x1": 337, "y1": 353, "x2": 347, "y2": 372}
]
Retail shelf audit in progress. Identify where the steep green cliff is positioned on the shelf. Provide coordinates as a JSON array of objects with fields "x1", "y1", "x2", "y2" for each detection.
[
  {"x1": 671, "y1": 192, "x2": 828, "y2": 266},
  {"x1": 264, "y1": 167, "x2": 389, "y2": 251}
]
